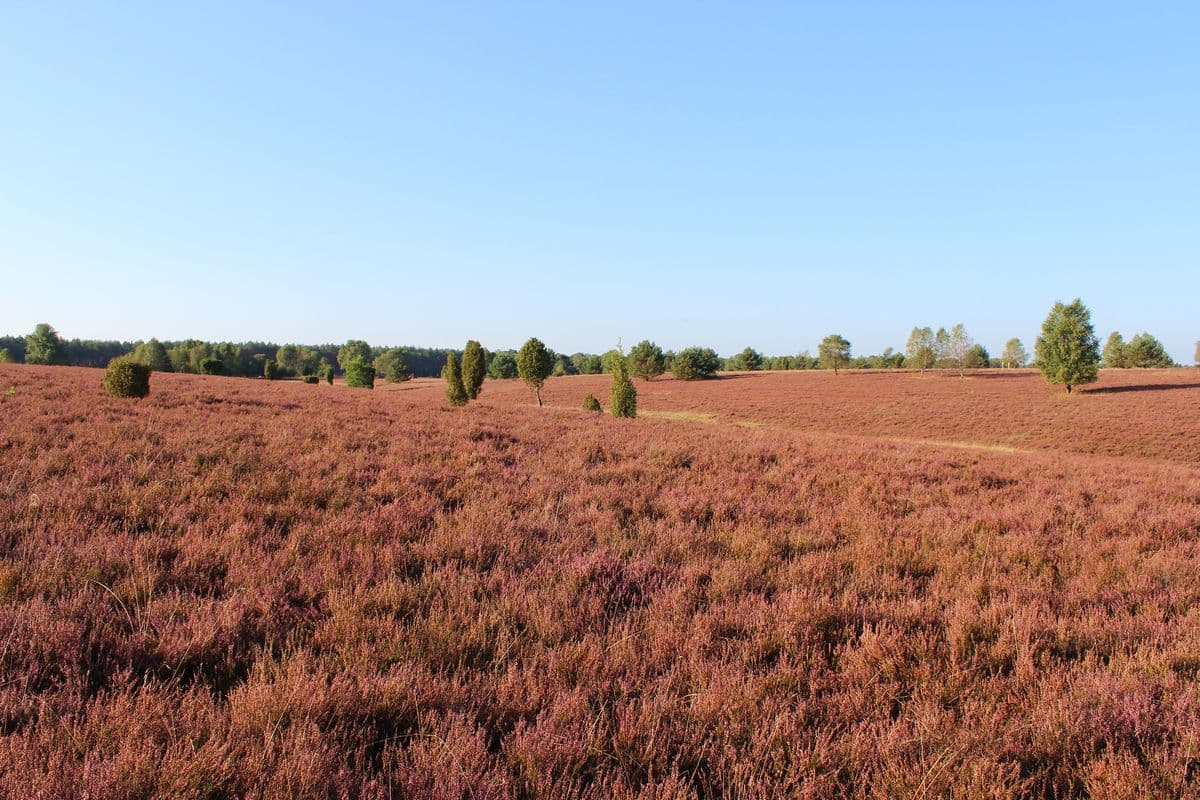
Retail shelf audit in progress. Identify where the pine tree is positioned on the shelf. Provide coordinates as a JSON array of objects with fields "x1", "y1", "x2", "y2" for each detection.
[
  {"x1": 1035, "y1": 298, "x2": 1100, "y2": 393},
  {"x1": 609, "y1": 349, "x2": 637, "y2": 418},
  {"x1": 444, "y1": 351, "x2": 468, "y2": 407},
  {"x1": 628, "y1": 340, "x2": 665, "y2": 380},
  {"x1": 461, "y1": 340, "x2": 487, "y2": 399}
]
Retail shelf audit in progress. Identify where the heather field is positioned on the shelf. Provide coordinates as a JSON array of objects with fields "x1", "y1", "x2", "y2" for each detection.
[{"x1": 2, "y1": 364, "x2": 1199, "y2": 799}]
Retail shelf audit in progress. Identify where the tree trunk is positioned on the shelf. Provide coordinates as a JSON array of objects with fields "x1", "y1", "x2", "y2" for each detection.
[
  {"x1": 535, "y1": 388, "x2": 543, "y2": 406},
  {"x1": 1066, "y1": 384, "x2": 1072, "y2": 394}
]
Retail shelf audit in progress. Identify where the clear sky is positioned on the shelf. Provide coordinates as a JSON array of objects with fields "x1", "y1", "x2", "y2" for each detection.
[{"x1": 2, "y1": 2, "x2": 1197, "y2": 360}]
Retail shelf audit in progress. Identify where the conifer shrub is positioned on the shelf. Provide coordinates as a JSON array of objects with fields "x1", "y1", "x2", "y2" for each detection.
[
  {"x1": 583, "y1": 393, "x2": 602, "y2": 412},
  {"x1": 322, "y1": 364, "x2": 335, "y2": 384},
  {"x1": 610, "y1": 353, "x2": 637, "y2": 418},
  {"x1": 263, "y1": 359, "x2": 278, "y2": 380},
  {"x1": 444, "y1": 352, "x2": 468, "y2": 407},
  {"x1": 302, "y1": 375, "x2": 320, "y2": 384},
  {"x1": 103, "y1": 357, "x2": 151, "y2": 399},
  {"x1": 461, "y1": 340, "x2": 487, "y2": 399}
]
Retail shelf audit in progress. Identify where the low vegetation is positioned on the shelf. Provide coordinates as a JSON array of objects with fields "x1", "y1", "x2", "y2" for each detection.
[{"x1": 1, "y1": 364, "x2": 1197, "y2": 796}]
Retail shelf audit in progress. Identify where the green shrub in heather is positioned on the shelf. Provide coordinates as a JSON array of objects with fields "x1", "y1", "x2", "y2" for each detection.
[
  {"x1": 343, "y1": 358, "x2": 375, "y2": 389},
  {"x1": 582, "y1": 393, "x2": 602, "y2": 412},
  {"x1": 444, "y1": 352, "x2": 468, "y2": 407},
  {"x1": 103, "y1": 357, "x2": 151, "y2": 399},
  {"x1": 461, "y1": 340, "x2": 487, "y2": 399},
  {"x1": 609, "y1": 353, "x2": 637, "y2": 418}
]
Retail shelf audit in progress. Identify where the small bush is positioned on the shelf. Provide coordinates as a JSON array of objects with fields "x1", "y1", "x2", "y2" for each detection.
[
  {"x1": 610, "y1": 356, "x2": 637, "y2": 418},
  {"x1": 583, "y1": 394, "x2": 602, "y2": 412},
  {"x1": 322, "y1": 364, "x2": 335, "y2": 384},
  {"x1": 103, "y1": 357, "x2": 151, "y2": 398},
  {"x1": 301, "y1": 375, "x2": 320, "y2": 384},
  {"x1": 263, "y1": 359, "x2": 278, "y2": 380},
  {"x1": 343, "y1": 358, "x2": 375, "y2": 389}
]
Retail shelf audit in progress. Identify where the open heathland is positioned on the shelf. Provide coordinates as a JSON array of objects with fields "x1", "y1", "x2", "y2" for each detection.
[{"x1": 1, "y1": 364, "x2": 1199, "y2": 798}]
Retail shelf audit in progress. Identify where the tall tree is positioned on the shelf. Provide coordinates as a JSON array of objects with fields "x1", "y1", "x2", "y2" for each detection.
[
  {"x1": 609, "y1": 346, "x2": 637, "y2": 418},
  {"x1": 1001, "y1": 338, "x2": 1028, "y2": 368},
  {"x1": 818, "y1": 335, "x2": 851, "y2": 374},
  {"x1": 444, "y1": 351, "x2": 468, "y2": 406},
  {"x1": 944, "y1": 324, "x2": 974, "y2": 377},
  {"x1": 24, "y1": 323, "x2": 68, "y2": 365},
  {"x1": 131, "y1": 338, "x2": 171, "y2": 371},
  {"x1": 628, "y1": 340, "x2": 665, "y2": 380},
  {"x1": 1101, "y1": 332, "x2": 1128, "y2": 368},
  {"x1": 905, "y1": 327, "x2": 936, "y2": 374},
  {"x1": 461, "y1": 340, "x2": 486, "y2": 398},
  {"x1": 516, "y1": 337, "x2": 553, "y2": 406},
  {"x1": 1035, "y1": 298, "x2": 1100, "y2": 394},
  {"x1": 337, "y1": 340, "x2": 372, "y2": 371},
  {"x1": 934, "y1": 327, "x2": 950, "y2": 367}
]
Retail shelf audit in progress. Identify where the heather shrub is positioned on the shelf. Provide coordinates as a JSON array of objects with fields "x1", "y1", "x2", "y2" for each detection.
[
  {"x1": 582, "y1": 393, "x2": 602, "y2": 412},
  {"x1": 102, "y1": 357, "x2": 151, "y2": 398},
  {"x1": 343, "y1": 358, "x2": 375, "y2": 389}
]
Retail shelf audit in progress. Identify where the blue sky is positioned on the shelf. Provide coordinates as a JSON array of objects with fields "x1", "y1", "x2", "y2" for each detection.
[{"x1": 2, "y1": 2, "x2": 1197, "y2": 360}]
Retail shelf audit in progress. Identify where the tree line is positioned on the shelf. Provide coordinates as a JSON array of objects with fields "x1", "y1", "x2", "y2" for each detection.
[{"x1": 3, "y1": 307, "x2": 1191, "y2": 394}]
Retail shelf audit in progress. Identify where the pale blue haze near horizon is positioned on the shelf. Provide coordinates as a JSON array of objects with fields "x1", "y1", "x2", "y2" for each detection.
[{"x1": 2, "y1": 2, "x2": 1197, "y2": 360}]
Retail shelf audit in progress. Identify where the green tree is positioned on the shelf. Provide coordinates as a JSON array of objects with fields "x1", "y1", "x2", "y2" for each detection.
[
  {"x1": 103, "y1": 357, "x2": 151, "y2": 398},
  {"x1": 276, "y1": 344, "x2": 302, "y2": 375},
  {"x1": 609, "y1": 346, "x2": 637, "y2": 418},
  {"x1": 199, "y1": 357, "x2": 224, "y2": 375},
  {"x1": 734, "y1": 346, "x2": 763, "y2": 371},
  {"x1": 628, "y1": 340, "x2": 666, "y2": 380},
  {"x1": 1195, "y1": 340, "x2": 1200, "y2": 367},
  {"x1": 1035, "y1": 298, "x2": 1100, "y2": 394},
  {"x1": 337, "y1": 340, "x2": 372, "y2": 371},
  {"x1": 24, "y1": 323, "x2": 68, "y2": 365},
  {"x1": 488, "y1": 351, "x2": 519, "y2": 379},
  {"x1": 571, "y1": 353, "x2": 603, "y2": 374},
  {"x1": 374, "y1": 348, "x2": 411, "y2": 382},
  {"x1": 130, "y1": 338, "x2": 171, "y2": 371},
  {"x1": 818, "y1": 335, "x2": 852, "y2": 374},
  {"x1": 1125, "y1": 333, "x2": 1173, "y2": 368},
  {"x1": 444, "y1": 351, "x2": 468, "y2": 406},
  {"x1": 905, "y1": 327, "x2": 936, "y2": 374},
  {"x1": 0, "y1": 348, "x2": 12, "y2": 364},
  {"x1": 582, "y1": 393, "x2": 602, "y2": 412},
  {"x1": 672, "y1": 347, "x2": 721, "y2": 380},
  {"x1": 1101, "y1": 332, "x2": 1128, "y2": 368},
  {"x1": 516, "y1": 337, "x2": 554, "y2": 406},
  {"x1": 321, "y1": 362, "x2": 335, "y2": 384},
  {"x1": 263, "y1": 359, "x2": 278, "y2": 380},
  {"x1": 343, "y1": 358, "x2": 375, "y2": 389},
  {"x1": 964, "y1": 344, "x2": 990, "y2": 369},
  {"x1": 461, "y1": 340, "x2": 487, "y2": 398},
  {"x1": 945, "y1": 324, "x2": 973, "y2": 377},
  {"x1": 1001, "y1": 338, "x2": 1028, "y2": 368}
]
